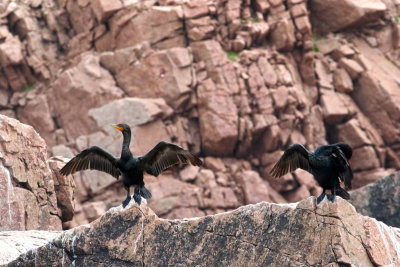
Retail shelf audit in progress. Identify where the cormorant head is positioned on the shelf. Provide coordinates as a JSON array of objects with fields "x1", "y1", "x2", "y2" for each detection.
[{"x1": 111, "y1": 123, "x2": 131, "y2": 135}]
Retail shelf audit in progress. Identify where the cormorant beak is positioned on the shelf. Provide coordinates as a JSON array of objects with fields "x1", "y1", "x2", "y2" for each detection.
[{"x1": 111, "y1": 124, "x2": 123, "y2": 131}]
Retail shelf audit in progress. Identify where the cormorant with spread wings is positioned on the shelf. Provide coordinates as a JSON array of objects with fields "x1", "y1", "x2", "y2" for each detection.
[
  {"x1": 60, "y1": 123, "x2": 202, "y2": 208},
  {"x1": 270, "y1": 143, "x2": 353, "y2": 204}
]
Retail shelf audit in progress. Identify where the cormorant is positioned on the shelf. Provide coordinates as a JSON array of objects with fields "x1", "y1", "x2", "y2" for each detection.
[
  {"x1": 270, "y1": 143, "x2": 353, "y2": 204},
  {"x1": 60, "y1": 123, "x2": 203, "y2": 207}
]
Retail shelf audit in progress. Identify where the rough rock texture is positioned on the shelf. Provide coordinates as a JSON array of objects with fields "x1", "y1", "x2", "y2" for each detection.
[
  {"x1": 5, "y1": 198, "x2": 400, "y2": 266},
  {"x1": 0, "y1": 0, "x2": 400, "y2": 225},
  {"x1": 0, "y1": 231, "x2": 61, "y2": 265},
  {"x1": 351, "y1": 171, "x2": 400, "y2": 228},
  {"x1": 310, "y1": 0, "x2": 387, "y2": 34},
  {"x1": 0, "y1": 115, "x2": 66, "y2": 231}
]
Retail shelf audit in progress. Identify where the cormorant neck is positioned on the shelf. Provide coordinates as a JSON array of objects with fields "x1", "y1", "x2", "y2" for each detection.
[{"x1": 121, "y1": 131, "x2": 131, "y2": 158}]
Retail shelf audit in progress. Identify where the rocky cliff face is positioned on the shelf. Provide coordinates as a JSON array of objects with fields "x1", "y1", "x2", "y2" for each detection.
[
  {"x1": 0, "y1": 115, "x2": 74, "y2": 231},
  {"x1": 0, "y1": 0, "x2": 400, "y2": 226},
  {"x1": 4, "y1": 197, "x2": 400, "y2": 266}
]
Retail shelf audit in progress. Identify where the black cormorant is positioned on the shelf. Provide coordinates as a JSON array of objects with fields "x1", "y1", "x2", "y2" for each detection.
[
  {"x1": 60, "y1": 123, "x2": 203, "y2": 207},
  {"x1": 270, "y1": 143, "x2": 353, "y2": 204}
]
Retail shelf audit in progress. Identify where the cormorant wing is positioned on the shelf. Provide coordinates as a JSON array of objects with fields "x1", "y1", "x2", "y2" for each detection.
[
  {"x1": 60, "y1": 146, "x2": 121, "y2": 179},
  {"x1": 270, "y1": 143, "x2": 311, "y2": 178},
  {"x1": 333, "y1": 143, "x2": 353, "y2": 160},
  {"x1": 331, "y1": 145, "x2": 353, "y2": 189},
  {"x1": 139, "y1": 141, "x2": 202, "y2": 177}
]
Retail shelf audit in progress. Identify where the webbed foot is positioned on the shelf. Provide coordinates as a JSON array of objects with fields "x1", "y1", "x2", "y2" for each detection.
[
  {"x1": 133, "y1": 193, "x2": 142, "y2": 205},
  {"x1": 326, "y1": 194, "x2": 336, "y2": 202},
  {"x1": 122, "y1": 196, "x2": 131, "y2": 208},
  {"x1": 316, "y1": 192, "x2": 326, "y2": 204}
]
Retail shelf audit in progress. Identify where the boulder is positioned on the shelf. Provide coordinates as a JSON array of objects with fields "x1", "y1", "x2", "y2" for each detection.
[
  {"x1": 197, "y1": 79, "x2": 238, "y2": 156},
  {"x1": 310, "y1": 0, "x2": 386, "y2": 34},
  {"x1": 0, "y1": 115, "x2": 62, "y2": 231},
  {"x1": 47, "y1": 53, "x2": 124, "y2": 141},
  {"x1": 351, "y1": 171, "x2": 400, "y2": 228},
  {"x1": 6, "y1": 197, "x2": 400, "y2": 266}
]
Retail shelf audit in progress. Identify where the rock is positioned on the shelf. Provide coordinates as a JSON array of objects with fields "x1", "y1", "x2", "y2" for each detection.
[
  {"x1": 6, "y1": 198, "x2": 400, "y2": 266},
  {"x1": 0, "y1": 115, "x2": 62, "y2": 231},
  {"x1": 101, "y1": 46, "x2": 193, "y2": 110},
  {"x1": 88, "y1": 97, "x2": 173, "y2": 129},
  {"x1": 320, "y1": 91, "x2": 354, "y2": 124},
  {"x1": 0, "y1": 231, "x2": 61, "y2": 265},
  {"x1": 351, "y1": 171, "x2": 400, "y2": 227},
  {"x1": 337, "y1": 118, "x2": 373, "y2": 148},
  {"x1": 48, "y1": 157, "x2": 75, "y2": 222},
  {"x1": 333, "y1": 68, "x2": 353, "y2": 93},
  {"x1": 147, "y1": 177, "x2": 202, "y2": 217},
  {"x1": 350, "y1": 146, "x2": 380, "y2": 171},
  {"x1": 236, "y1": 170, "x2": 274, "y2": 204},
  {"x1": 315, "y1": 38, "x2": 341, "y2": 55},
  {"x1": 17, "y1": 94, "x2": 56, "y2": 146},
  {"x1": 90, "y1": 0, "x2": 122, "y2": 22},
  {"x1": 108, "y1": 6, "x2": 184, "y2": 49},
  {"x1": 197, "y1": 79, "x2": 238, "y2": 156},
  {"x1": 315, "y1": 57, "x2": 333, "y2": 90},
  {"x1": 338, "y1": 57, "x2": 365, "y2": 80},
  {"x1": 82, "y1": 201, "x2": 107, "y2": 222},
  {"x1": 352, "y1": 168, "x2": 395, "y2": 189},
  {"x1": 284, "y1": 184, "x2": 311, "y2": 203},
  {"x1": 269, "y1": 19, "x2": 295, "y2": 52},
  {"x1": 179, "y1": 165, "x2": 200, "y2": 182},
  {"x1": 47, "y1": 53, "x2": 124, "y2": 140},
  {"x1": 310, "y1": 0, "x2": 387, "y2": 34}
]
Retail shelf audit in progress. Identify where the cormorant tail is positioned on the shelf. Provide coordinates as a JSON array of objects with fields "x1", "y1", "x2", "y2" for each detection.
[
  {"x1": 140, "y1": 186, "x2": 152, "y2": 199},
  {"x1": 336, "y1": 187, "x2": 350, "y2": 200}
]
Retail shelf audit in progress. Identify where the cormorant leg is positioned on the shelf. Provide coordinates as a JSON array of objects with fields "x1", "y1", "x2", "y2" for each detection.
[
  {"x1": 133, "y1": 186, "x2": 142, "y2": 205},
  {"x1": 316, "y1": 189, "x2": 326, "y2": 204},
  {"x1": 327, "y1": 186, "x2": 337, "y2": 202},
  {"x1": 122, "y1": 186, "x2": 131, "y2": 208}
]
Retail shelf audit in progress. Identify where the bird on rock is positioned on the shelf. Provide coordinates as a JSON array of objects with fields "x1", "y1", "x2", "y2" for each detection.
[
  {"x1": 60, "y1": 123, "x2": 203, "y2": 208},
  {"x1": 270, "y1": 143, "x2": 353, "y2": 204}
]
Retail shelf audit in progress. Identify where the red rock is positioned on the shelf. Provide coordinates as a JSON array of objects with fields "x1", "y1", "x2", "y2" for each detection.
[
  {"x1": 320, "y1": 91, "x2": 353, "y2": 124},
  {"x1": 262, "y1": 124, "x2": 281, "y2": 152},
  {"x1": 197, "y1": 79, "x2": 238, "y2": 156},
  {"x1": 237, "y1": 170, "x2": 273, "y2": 204},
  {"x1": 300, "y1": 52, "x2": 316, "y2": 86},
  {"x1": 315, "y1": 58, "x2": 333, "y2": 90},
  {"x1": 183, "y1": 0, "x2": 209, "y2": 19},
  {"x1": 90, "y1": 0, "x2": 122, "y2": 22},
  {"x1": 258, "y1": 56, "x2": 277, "y2": 87},
  {"x1": 269, "y1": 19, "x2": 295, "y2": 52},
  {"x1": 179, "y1": 165, "x2": 200, "y2": 182},
  {"x1": 310, "y1": 0, "x2": 386, "y2": 34},
  {"x1": 351, "y1": 146, "x2": 380, "y2": 171},
  {"x1": 204, "y1": 157, "x2": 226, "y2": 172},
  {"x1": 47, "y1": 53, "x2": 124, "y2": 140},
  {"x1": 254, "y1": 0, "x2": 270, "y2": 13},
  {"x1": 294, "y1": 16, "x2": 311, "y2": 35},
  {"x1": 88, "y1": 97, "x2": 173, "y2": 129},
  {"x1": 195, "y1": 169, "x2": 217, "y2": 189},
  {"x1": 0, "y1": 115, "x2": 61, "y2": 231},
  {"x1": 352, "y1": 168, "x2": 396, "y2": 189},
  {"x1": 284, "y1": 184, "x2": 311, "y2": 203},
  {"x1": 338, "y1": 58, "x2": 365, "y2": 79},
  {"x1": 337, "y1": 118, "x2": 371, "y2": 148},
  {"x1": 333, "y1": 68, "x2": 353, "y2": 93},
  {"x1": 315, "y1": 38, "x2": 341, "y2": 55},
  {"x1": 290, "y1": 3, "x2": 307, "y2": 18},
  {"x1": 17, "y1": 94, "x2": 56, "y2": 147},
  {"x1": 0, "y1": 36, "x2": 23, "y2": 67}
]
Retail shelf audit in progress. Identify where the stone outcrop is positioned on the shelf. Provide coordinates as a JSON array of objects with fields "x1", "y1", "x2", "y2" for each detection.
[
  {"x1": 310, "y1": 0, "x2": 387, "y2": 34},
  {"x1": 351, "y1": 171, "x2": 400, "y2": 228},
  {"x1": 5, "y1": 197, "x2": 400, "y2": 266},
  {"x1": 0, "y1": 0, "x2": 399, "y2": 225},
  {"x1": 0, "y1": 115, "x2": 62, "y2": 231}
]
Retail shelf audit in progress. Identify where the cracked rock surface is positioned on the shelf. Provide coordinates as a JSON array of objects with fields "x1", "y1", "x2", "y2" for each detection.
[{"x1": 4, "y1": 197, "x2": 400, "y2": 266}]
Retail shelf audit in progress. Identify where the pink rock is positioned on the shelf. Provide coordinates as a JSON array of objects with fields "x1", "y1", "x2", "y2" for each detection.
[
  {"x1": 90, "y1": 0, "x2": 122, "y2": 22},
  {"x1": 197, "y1": 79, "x2": 238, "y2": 156},
  {"x1": 337, "y1": 118, "x2": 371, "y2": 148},
  {"x1": 269, "y1": 19, "x2": 296, "y2": 52},
  {"x1": 47, "y1": 53, "x2": 124, "y2": 140},
  {"x1": 237, "y1": 170, "x2": 273, "y2": 204},
  {"x1": 338, "y1": 58, "x2": 365, "y2": 80},
  {"x1": 310, "y1": 0, "x2": 386, "y2": 34},
  {"x1": 334, "y1": 68, "x2": 353, "y2": 93},
  {"x1": 320, "y1": 91, "x2": 353, "y2": 124},
  {"x1": 351, "y1": 146, "x2": 380, "y2": 171}
]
